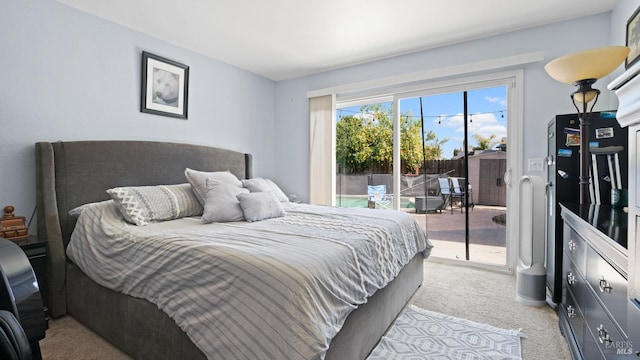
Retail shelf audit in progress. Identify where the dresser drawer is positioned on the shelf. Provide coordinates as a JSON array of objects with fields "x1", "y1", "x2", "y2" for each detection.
[
  {"x1": 564, "y1": 287, "x2": 585, "y2": 351},
  {"x1": 585, "y1": 246, "x2": 628, "y2": 334},
  {"x1": 564, "y1": 255, "x2": 588, "y2": 311},
  {"x1": 564, "y1": 226, "x2": 587, "y2": 276},
  {"x1": 582, "y1": 329, "x2": 606, "y2": 360},
  {"x1": 583, "y1": 290, "x2": 628, "y2": 359}
]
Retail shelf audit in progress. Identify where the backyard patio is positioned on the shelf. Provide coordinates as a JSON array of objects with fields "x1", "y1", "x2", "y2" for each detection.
[
  {"x1": 405, "y1": 205, "x2": 507, "y2": 265},
  {"x1": 337, "y1": 172, "x2": 508, "y2": 266}
]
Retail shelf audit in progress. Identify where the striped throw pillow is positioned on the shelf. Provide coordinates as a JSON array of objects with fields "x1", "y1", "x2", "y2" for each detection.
[{"x1": 107, "y1": 183, "x2": 202, "y2": 226}]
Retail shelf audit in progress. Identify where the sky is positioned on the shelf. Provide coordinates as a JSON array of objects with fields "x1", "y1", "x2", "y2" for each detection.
[{"x1": 337, "y1": 85, "x2": 508, "y2": 159}]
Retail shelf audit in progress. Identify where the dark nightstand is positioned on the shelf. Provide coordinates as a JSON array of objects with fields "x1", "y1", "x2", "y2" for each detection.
[{"x1": 15, "y1": 235, "x2": 49, "y2": 315}]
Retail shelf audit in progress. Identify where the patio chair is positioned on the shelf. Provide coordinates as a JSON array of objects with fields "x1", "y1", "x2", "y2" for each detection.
[
  {"x1": 367, "y1": 185, "x2": 391, "y2": 209},
  {"x1": 438, "y1": 178, "x2": 456, "y2": 214},
  {"x1": 451, "y1": 177, "x2": 474, "y2": 211},
  {"x1": 438, "y1": 178, "x2": 465, "y2": 214}
]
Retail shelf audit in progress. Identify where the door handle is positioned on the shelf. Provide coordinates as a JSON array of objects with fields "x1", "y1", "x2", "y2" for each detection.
[
  {"x1": 496, "y1": 178, "x2": 502, "y2": 186},
  {"x1": 504, "y1": 169, "x2": 512, "y2": 187}
]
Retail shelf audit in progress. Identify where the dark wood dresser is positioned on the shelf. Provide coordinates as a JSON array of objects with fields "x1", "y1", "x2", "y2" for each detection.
[{"x1": 559, "y1": 204, "x2": 632, "y2": 358}]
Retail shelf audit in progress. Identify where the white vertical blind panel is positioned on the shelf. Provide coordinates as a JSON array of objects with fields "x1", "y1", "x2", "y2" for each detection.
[{"x1": 309, "y1": 95, "x2": 336, "y2": 205}]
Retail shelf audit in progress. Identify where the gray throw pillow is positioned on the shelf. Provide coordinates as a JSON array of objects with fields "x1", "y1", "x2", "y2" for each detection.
[
  {"x1": 185, "y1": 168, "x2": 243, "y2": 205},
  {"x1": 237, "y1": 191, "x2": 285, "y2": 222},
  {"x1": 201, "y1": 179, "x2": 249, "y2": 223},
  {"x1": 241, "y1": 177, "x2": 289, "y2": 203}
]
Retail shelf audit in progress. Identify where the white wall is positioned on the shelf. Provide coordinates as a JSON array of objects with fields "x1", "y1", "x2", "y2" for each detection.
[
  {"x1": 274, "y1": 13, "x2": 616, "y2": 203},
  {"x1": 0, "y1": 0, "x2": 277, "y2": 233}
]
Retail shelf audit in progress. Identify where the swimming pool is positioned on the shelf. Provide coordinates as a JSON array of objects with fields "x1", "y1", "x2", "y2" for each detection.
[{"x1": 334, "y1": 195, "x2": 415, "y2": 209}]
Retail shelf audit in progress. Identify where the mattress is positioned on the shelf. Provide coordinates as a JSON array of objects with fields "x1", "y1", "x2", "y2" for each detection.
[{"x1": 67, "y1": 201, "x2": 431, "y2": 359}]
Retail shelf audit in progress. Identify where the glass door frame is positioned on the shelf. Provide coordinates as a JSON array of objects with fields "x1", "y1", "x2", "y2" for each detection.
[
  {"x1": 333, "y1": 70, "x2": 523, "y2": 271},
  {"x1": 393, "y1": 72, "x2": 520, "y2": 271},
  {"x1": 334, "y1": 70, "x2": 522, "y2": 271}
]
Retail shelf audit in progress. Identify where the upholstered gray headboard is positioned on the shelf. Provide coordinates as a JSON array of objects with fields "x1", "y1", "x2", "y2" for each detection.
[{"x1": 35, "y1": 140, "x2": 252, "y2": 316}]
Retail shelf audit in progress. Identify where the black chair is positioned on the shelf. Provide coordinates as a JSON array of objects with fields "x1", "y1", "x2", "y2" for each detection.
[
  {"x1": 438, "y1": 178, "x2": 464, "y2": 214},
  {"x1": 0, "y1": 239, "x2": 46, "y2": 360},
  {"x1": 451, "y1": 177, "x2": 474, "y2": 211},
  {"x1": 0, "y1": 310, "x2": 32, "y2": 360}
]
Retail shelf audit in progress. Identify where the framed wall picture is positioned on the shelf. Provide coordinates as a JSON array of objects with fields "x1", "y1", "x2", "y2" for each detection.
[
  {"x1": 141, "y1": 51, "x2": 189, "y2": 119},
  {"x1": 626, "y1": 5, "x2": 640, "y2": 69}
]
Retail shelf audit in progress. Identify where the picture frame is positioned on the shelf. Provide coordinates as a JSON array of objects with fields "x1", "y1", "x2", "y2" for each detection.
[
  {"x1": 626, "y1": 4, "x2": 640, "y2": 69},
  {"x1": 141, "y1": 51, "x2": 189, "y2": 119}
]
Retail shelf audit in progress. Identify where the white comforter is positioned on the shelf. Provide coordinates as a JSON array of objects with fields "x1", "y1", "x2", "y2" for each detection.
[{"x1": 67, "y1": 201, "x2": 431, "y2": 360}]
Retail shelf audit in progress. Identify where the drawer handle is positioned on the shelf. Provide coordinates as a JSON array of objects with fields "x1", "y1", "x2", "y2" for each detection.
[
  {"x1": 567, "y1": 305, "x2": 576, "y2": 318},
  {"x1": 568, "y1": 240, "x2": 576, "y2": 251},
  {"x1": 599, "y1": 277, "x2": 612, "y2": 293},
  {"x1": 597, "y1": 324, "x2": 612, "y2": 346},
  {"x1": 567, "y1": 272, "x2": 576, "y2": 285}
]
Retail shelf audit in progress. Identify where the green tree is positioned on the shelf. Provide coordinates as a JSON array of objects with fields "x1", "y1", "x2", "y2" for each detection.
[
  {"x1": 336, "y1": 115, "x2": 370, "y2": 172},
  {"x1": 472, "y1": 133, "x2": 498, "y2": 150},
  {"x1": 336, "y1": 104, "x2": 448, "y2": 173},
  {"x1": 400, "y1": 113, "x2": 423, "y2": 172},
  {"x1": 365, "y1": 104, "x2": 393, "y2": 170}
]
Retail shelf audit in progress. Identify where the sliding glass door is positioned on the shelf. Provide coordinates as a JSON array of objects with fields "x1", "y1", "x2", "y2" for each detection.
[
  {"x1": 397, "y1": 86, "x2": 507, "y2": 265},
  {"x1": 332, "y1": 71, "x2": 521, "y2": 269},
  {"x1": 335, "y1": 90, "x2": 508, "y2": 266}
]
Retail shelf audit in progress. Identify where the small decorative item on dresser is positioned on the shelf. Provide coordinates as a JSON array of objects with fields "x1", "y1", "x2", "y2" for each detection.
[{"x1": 0, "y1": 205, "x2": 29, "y2": 241}]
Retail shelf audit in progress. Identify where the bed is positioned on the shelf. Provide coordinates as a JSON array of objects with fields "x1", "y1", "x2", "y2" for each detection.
[{"x1": 35, "y1": 140, "x2": 431, "y2": 360}]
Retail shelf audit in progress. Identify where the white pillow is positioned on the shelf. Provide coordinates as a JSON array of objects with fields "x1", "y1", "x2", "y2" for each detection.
[
  {"x1": 241, "y1": 177, "x2": 289, "y2": 203},
  {"x1": 201, "y1": 179, "x2": 249, "y2": 223},
  {"x1": 107, "y1": 183, "x2": 203, "y2": 226},
  {"x1": 237, "y1": 191, "x2": 285, "y2": 222},
  {"x1": 185, "y1": 168, "x2": 243, "y2": 205}
]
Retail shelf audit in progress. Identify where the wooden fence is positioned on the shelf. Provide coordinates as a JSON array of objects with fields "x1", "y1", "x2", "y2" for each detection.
[
  {"x1": 337, "y1": 159, "x2": 465, "y2": 197},
  {"x1": 423, "y1": 159, "x2": 464, "y2": 177}
]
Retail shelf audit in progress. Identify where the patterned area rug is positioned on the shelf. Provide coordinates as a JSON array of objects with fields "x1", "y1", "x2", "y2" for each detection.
[{"x1": 368, "y1": 305, "x2": 523, "y2": 359}]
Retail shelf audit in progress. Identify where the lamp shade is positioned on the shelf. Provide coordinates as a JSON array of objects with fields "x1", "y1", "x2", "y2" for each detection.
[{"x1": 544, "y1": 46, "x2": 629, "y2": 84}]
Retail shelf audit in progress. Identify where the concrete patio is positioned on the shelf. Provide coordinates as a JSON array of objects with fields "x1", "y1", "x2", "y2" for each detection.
[{"x1": 406, "y1": 205, "x2": 507, "y2": 265}]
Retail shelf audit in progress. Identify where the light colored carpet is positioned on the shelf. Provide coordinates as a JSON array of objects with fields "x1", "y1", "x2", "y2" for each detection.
[
  {"x1": 368, "y1": 304, "x2": 523, "y2": 359},
  {"x1": 413, "y1": 259, "x2": 571, "y2": 360},
  {"x1": 39, "y1": 316, "x2": 130, "y2": 360},
  {"x1": 39, "y1": 259, "x2": 571, "y2": 359}
]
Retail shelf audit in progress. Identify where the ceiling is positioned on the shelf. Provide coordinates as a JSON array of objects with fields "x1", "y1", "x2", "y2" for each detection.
[{"x1": 57, "y1": 0, "x2": 618, "y2": 81}]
